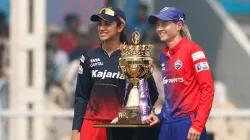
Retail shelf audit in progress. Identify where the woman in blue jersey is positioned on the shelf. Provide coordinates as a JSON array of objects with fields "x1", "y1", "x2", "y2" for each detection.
[{"x1": 71, "y1": 7, "x2": 159, "y2": 140}]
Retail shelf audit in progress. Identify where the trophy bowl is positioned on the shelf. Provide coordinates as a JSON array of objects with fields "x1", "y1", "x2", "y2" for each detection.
[{"x1": 119, "y1": 57, "x2": 153, "y2": 79}]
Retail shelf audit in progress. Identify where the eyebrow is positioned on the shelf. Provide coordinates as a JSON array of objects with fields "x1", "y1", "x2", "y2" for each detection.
[{"x1": 98, "y1": 19, "x2": 113, "y2": 24}]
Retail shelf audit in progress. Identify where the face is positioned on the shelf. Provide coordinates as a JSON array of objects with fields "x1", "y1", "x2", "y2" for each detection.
[
  {"x1": 69, "y1": 18, "x2": 80, "y2": 31},
  {"x1": 137, "y1": 7, "x2": 147, "y2": 21},
  {"x1": 97, "y1": 19, "x2": 124, "y2": 41},
  {"x1": 156, "y1": 20, "x2": 182, "y2": 42}
]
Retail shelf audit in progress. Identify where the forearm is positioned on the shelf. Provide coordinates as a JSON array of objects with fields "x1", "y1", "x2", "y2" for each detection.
[
  {"x1": 72, "y1": 97, "x2": 89, "y2": 130},
  {"x1": 191, "y1": 85, "x2": 214, "y2": 132}
]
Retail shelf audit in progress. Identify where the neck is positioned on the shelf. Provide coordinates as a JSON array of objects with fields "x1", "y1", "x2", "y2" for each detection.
[
  {"x1": 102, "y1": 37, "x2": 121, "y2": 56},
  {"x1": 166, "y1": 35, "x2": 182, "y2": 49}
]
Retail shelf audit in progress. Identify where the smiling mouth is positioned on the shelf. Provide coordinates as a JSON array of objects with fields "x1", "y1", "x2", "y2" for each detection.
[
  {"x1": 99, "y1": 32, "x2": 108, "y2": 36},
  {"x1": 159, "y1": 33, "x2": 166, "y2": 38}
]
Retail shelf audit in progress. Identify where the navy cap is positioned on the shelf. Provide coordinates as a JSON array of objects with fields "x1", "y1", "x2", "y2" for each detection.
[
  {"x1": 148, "y1": 7, "x2": 185, "y2": 24},
  {"x1": 90, "y1": 7, "x2": 126, "y2": 24}
]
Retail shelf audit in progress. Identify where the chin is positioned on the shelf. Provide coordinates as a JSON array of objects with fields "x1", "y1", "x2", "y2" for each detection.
[
  {"x1": 160, "y1": 38, "x2": 167, "y2": 42},
  {"x1": 100, "y1": 36, "x2": 109, "y2": 41}
]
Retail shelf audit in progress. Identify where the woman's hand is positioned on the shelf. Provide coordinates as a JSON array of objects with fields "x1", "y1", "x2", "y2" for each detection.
[
  {"x1": 111, "y1": 117, "x2": 118, "y2": 124},
  {"x1": 71, "y1": 130, "x2": 80, "y2": 140},
  {"x1": 144, "y1": 113, "x2": 160, "y2": 126},
  {"x1": 187, "y1": 127, "x2": 201, "y2": 140}
]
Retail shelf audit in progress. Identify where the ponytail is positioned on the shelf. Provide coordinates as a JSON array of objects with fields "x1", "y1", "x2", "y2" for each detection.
[
  {"x1": 120, "y1": 30, "x2": 128, "y2": 44},
  {"x1": 180, "y1": 24, "x2": 192, "y2": 41},
  {"x1": 101, "y1": 21, "x2": 128, "y2": 46},
  {"x1": 117, "y1": 21, "x2": 128, "y2": 44}
]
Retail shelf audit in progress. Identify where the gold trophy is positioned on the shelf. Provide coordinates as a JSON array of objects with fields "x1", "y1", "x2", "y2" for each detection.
[{"x1": 117, "y1": 30, "x2": 154, "y2": 124}]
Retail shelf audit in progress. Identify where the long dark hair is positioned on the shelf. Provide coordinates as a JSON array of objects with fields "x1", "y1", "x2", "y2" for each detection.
[
  {"x1": 120, "y1": 30, "x2": 128, "y2": 44},
  {"x1": 117, "y1": 23, "x2": 128, "y2": 44}
]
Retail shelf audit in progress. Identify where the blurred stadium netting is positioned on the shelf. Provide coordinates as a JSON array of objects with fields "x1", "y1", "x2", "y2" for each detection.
[{"x1": 1, "y1": 0, "x2": 250, "y2": 140}]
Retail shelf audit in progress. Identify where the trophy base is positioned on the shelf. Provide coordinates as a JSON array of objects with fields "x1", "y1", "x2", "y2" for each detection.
[{"x1": 118, "y1": 107, "x2": 142, "y2": 124}]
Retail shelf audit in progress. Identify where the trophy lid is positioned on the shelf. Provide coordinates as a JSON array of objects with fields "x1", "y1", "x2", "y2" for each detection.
[
  {"x1": 119, "y1": 28, "x2": 154, "y2": 57},
  {"x1": 132, "y1": 29, "x2": 140, "y2": 45}
]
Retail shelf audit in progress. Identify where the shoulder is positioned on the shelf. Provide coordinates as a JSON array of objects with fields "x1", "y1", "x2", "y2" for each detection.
[
  {"x1": 82, "y1": 47, "x2": 102, "y2": 58},
  {"x1": 185, "y1": 39, "x2": 204, "y2": 53},
  {"x1": 180, "y1": 38, "x2": 207, "y2": 62},
  {"x1": 183, "y1": 40, "x2": 208, "y2": 63},
  {"x1": 182, "y1": 39, "x2": 206, "y2": 55}
]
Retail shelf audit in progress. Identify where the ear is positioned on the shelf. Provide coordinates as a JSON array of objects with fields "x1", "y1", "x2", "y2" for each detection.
[
  {"x1": 176, "y1": 22, "x2": 183, "y2": 31},
  {"x1": 117, "y1": 24, "x2": 125, "y2": 33}
]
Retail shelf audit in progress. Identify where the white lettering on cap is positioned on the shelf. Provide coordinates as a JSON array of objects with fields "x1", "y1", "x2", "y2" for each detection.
[{"x1": 160, "y1": 7, "x2": 168, "y2": 12}]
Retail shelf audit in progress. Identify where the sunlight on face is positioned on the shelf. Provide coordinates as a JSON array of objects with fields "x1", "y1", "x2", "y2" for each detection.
[
  {"x1": 156, "y1": 20, "x2": 182, "y2": 42},
  {"x1": 97, "y1": 19, "x2": 119, "y2": 41}
]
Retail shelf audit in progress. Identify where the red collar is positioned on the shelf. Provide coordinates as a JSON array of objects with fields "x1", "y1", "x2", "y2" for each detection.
[{"x1": 163, "y1": 37, "x2": 186, "y2": 55}]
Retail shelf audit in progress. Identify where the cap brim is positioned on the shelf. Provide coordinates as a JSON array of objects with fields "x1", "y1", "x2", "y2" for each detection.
[
  {"x1": 90, "y1": 14, "x2": 117, "y2": 22},
  {"x1": 148, "y1": 14, "x2": 173, "y2": 24}
]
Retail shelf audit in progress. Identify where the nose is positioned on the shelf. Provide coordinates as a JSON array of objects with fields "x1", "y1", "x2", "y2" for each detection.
[{"x1": 98, "y1": 24, "x2": 105, "y2": 31}]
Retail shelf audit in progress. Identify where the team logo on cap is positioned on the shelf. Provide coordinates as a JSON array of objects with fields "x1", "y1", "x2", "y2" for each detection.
[
  {"x1": 179, "y1": 15, "x2": 184, "y2": 22},
  {"x1": 117, "y1": 16, "x2": 126, "y2": 24},
  {"x1": 174, "y1": 59, "x2": 182, "y2": 70},
  {"x1": 160, "y1": 7, "x2": 169, "y2": 12}
]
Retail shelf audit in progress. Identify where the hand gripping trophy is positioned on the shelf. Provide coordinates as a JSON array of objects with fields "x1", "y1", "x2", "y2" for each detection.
[{"x1": 112, "y1": 30, "x2": 155, "y2": 124}]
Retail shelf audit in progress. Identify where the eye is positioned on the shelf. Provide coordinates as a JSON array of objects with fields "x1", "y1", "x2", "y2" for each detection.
[
  {"x1": 98, "y1": 22, "x2": 102, "y2": 26},
  {"x1": 163, "y1": 22, "x2": 168, "y2": 26}
]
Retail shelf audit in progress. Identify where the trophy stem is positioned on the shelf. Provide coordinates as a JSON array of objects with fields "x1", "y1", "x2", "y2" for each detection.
[{"x1": 126, "y1": 79, "x2": 140, "y2": 108}]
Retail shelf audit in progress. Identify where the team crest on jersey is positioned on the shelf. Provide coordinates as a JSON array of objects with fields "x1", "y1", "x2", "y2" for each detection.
[{"x1": 174, "y1": 59, "x2": 182, "y2": 70}]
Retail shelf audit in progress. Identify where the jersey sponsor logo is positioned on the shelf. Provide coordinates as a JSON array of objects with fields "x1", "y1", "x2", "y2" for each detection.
[
  {"x1": 90, "y1": 58, "x2": 100, "y2": 63},
  {"x1": 174, "y1": 59, "x2": 182, "y2": 70},
  {"x1": 78, "y1": 65, "x2": 83, "y2": 74},
  {"x1": 163, "y1": 77, "x2": 184, "y2": 84},
  {"x1": 92, "y1": 70, "x2": 125, "y2": 79},
  {"x1": 192, "y1": 51, "x2": 205, "y2": 62},
  {"x1": 80, "y1": 55, "x2": 85, "y2": 63},
  {"x1": 195, "y1": 62, "x2": 209, "y2": 72},
  {"x1": 90, "y1": 62, "x2": 103, "y2": 67},
  {"x1": 90, "y1": 58, "x2": 103, "y2": 67}
]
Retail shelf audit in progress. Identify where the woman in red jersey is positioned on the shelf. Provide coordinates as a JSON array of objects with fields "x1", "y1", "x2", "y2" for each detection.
[{"x1": 145, "y1": 7, "x2": 214, "y2": 140}]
